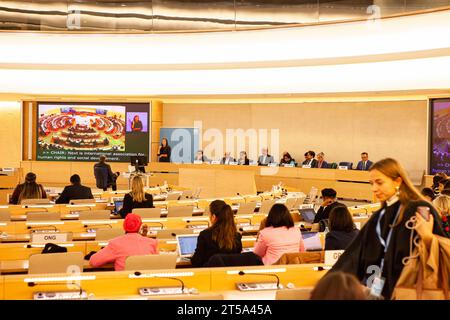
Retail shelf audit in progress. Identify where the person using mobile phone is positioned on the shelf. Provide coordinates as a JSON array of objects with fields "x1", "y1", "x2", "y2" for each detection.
[{"x1": 329, "y1": 158, "x2": 447, "y2": 300}]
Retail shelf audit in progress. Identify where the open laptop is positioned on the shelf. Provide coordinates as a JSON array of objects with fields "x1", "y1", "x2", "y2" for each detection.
[
  {"x1": 302, "y1": 232, "x2": 323, "y2": 251},
  {"x1": 298, "y1": 208, "x2": 316, "y2": 223},
  {"x1": 113, "y1": 200, "x2": 124, "y2": 215},
  {"x1": 176, "y1": 234, "x2": 199, "y2": 260}
]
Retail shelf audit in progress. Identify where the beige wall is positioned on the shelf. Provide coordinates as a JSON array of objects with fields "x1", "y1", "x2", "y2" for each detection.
[
  {"x1": 163, "y1": 101, "x2": 428, "y2": 174},
  {"x1": 0, "y1": 102, "x2": 22, "y2": 168}
]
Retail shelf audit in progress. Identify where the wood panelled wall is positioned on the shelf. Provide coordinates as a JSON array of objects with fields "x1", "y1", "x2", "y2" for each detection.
[
  {"x1": 0, "y1": 102, "x2": 22, "y2": 168},
  {"x1": 163, "y1": 100, "x2": 429, "y2": 175}
]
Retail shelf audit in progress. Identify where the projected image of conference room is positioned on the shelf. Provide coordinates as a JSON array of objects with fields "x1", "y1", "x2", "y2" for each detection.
[{"x1": 36, "y1": 103, "x2": 149, "y2": 162}]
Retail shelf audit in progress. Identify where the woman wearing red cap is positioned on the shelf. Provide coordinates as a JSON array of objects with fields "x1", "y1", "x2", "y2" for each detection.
[{"x1": 89, "y1": 214, "x2": 158, "y2": 271}]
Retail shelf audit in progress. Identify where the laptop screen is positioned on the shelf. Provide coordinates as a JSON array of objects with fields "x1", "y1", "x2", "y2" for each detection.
[
  {"x1": 177, "y1": 235, "x2": 198, "y2": 257},
  {"x1": 299, "y1": 208, "x2": 316, "y2": 223},
  {"x1": 114, "y1": 200, "x2": 123, "y2": 214},
  {"x1": 302, "y1": 232, "x2": 323, "y2": 251}
]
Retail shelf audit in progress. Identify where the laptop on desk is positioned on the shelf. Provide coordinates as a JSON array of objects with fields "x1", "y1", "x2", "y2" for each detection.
[
  {"x1": 113, "y1": 200, "x2": 124, "y2": 215},
  {"x1": 176, "y1": 234, "x2": 199, "y2": 261},
  {"x1": 299, "y1": 208, "x2": 316, "y2": 224}
]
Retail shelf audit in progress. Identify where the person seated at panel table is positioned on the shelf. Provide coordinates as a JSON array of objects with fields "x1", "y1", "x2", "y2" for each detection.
[
  {"x1": 89, "y1": 214, "x2": 158, "y2": 271},
  {"x1": 55, "y1": 174, "x2": 94, "y2": 204},
  {"x1": 191, "y1": 200, "x2": 242, "y2": 267},
  {"x1": 194, "y1": 150, "x2": 209, "y2": 163},
  {"x1": 119, "y1": 175, "x2": 154, "y2": 218},
  {"x1": 131, "y1": 115, "x2": 143, "y2": 132},
  {"x1": 324, "y1": 206, "x2": 359, "y2": 251},
  {"x1": 220, "y1": 152, "x2": 235, "y2": 165},
  {"x1": 257, "y1": 148, "x2": 274, "y2": 166},
  {"x1": 316, "y1": 152, "x2": 329, "y2": 169},
  {"x1": 279, "y1": 152, "x2": 296, "y2": 166},
  {"x1": 253, "y1": 204, "x2": 305, "y2": 265},
  {"x1": 355, "y1": 152, "x2": 373, "y2": 171},
  {"x1": 9, "y1": 172, "x2": 47, "y2": 205},
  {"x1": 313, "y1": 188, "x2": 346, "y2": 224},
  {"x1": 301, "y1": 150, "x2": 318, "y2": 168},
  {"x1": 237, "y1": 151, "x2": 250, "y2": 165}
]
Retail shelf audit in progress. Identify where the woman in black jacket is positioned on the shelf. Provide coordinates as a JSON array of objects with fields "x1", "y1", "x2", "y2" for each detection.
[
  {"x1": 325, "y1": 206, "x2": 359, "y2": 250},
  {"x1": 191, "y1": 200, "x2": 242, "y2": 267},
  {"x1": 330, "y1": 158, "x2": 447, "y2": 299},
  {"x1": 119, "y1": 175, "x2": 153, "y2": 218}
]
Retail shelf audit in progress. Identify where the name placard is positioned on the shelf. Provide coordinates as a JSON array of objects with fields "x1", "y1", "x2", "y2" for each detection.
[
  {"x1": 31, "y1": 232, "x2": 69, "y2": 244},
  {"x1": 210, "y1": 160, "x2": 221, "y2": 165},
  {"x1": 324, "y1": 250, "x2": 344, "y2": 266},
  {"x1": 228, "y1": 162, "x2": 238, "y2": 165},
  {"x1": 338, "y1": 166, "x2": 348, "y2": 170},
  {"x1": 193, "y1": 160, "x2": 203, "y2": 164},
  {"x1": 302, "y1": 165, "x2": 311, "y2": 169},
  {"x1": 268, "y1": 163, "x2": 278, "y2": 167},
  {"x1": 284, "y1": 163, "x2": 295, "y2": 168}
]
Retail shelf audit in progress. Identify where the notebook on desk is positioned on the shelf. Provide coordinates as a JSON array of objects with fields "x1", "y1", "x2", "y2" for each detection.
[{"x1": 176, "y1": 234, "x2": 198, "y2": 259}]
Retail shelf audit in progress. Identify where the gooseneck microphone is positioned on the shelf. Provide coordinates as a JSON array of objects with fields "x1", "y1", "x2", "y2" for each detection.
[
  {"x1": 133, "y1": 271, "x2": 185, "y2": 293},
  {"x1": 238, "y1": 270, "x2": 280, "y2": 289}
]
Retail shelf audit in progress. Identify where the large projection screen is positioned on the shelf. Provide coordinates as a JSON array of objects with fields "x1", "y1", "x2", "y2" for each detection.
[
  {"x1": 36, "y1": 102, "x2": 150, "y2": 162},
  {"x1": 430, "y1": 98, "x2": 450, "y2": 175}
]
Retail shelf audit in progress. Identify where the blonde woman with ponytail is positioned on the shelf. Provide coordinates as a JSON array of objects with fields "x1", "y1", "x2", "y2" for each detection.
[
  {"x1": 330, "y1": 158, "x2": 447, "y2": 300},
  {"x1": 118, "y1": 175, "x2": 153, "y2": 218}
]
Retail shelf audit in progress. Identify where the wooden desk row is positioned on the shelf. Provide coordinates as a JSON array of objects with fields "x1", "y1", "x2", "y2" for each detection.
[
  {"x1": 0, "y1": 212, "x2": 272, "y2": 237},
  {"x1": 0, "y1": 264, "x2": 327, "y2": 300},
  {"x1": 20, "y1": 161, "x2": 374, "y2": 201},
  {"x1": 145, "y1": 163, "x2": 374, "y2": 201},
  {"x1": 0, "y1": 235, "x2": 262, "y2": 263}
]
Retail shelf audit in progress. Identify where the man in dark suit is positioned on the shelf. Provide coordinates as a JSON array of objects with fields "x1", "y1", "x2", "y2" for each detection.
[
  {"x1": 301, "y1": 150, "x2": 318, "y2": 168},
  {"x1": 313, "y1": 188, "x2": 346, "y2": 224},
  {"x1": 55, "y1": 174, "x2": 94, "y2": 204},
  {"x1": 356, "y1": 152, "x2": 373, "y2": 171}
]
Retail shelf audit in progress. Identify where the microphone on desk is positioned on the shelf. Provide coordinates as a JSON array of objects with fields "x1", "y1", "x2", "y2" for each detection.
[
  {"x1": 134, "y1": 271, "x2": 185, "y2": 293},
  {"x1": 27, "y1": 225, "x2": 58, "y2": 231},
  {"x1": 28, "y1": 281, "x2": 84, "y2": 297},
  {"x1": 238, "y1": 270, "x2": 281, "y2": 289},
  {"x1": 83, "y1": 223, "x2": 112, "y2": 229}
]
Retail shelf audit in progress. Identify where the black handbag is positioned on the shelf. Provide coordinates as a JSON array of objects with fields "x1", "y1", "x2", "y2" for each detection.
[{"x1": 41, "y1": 243, "x2": 68, "y2": 254}]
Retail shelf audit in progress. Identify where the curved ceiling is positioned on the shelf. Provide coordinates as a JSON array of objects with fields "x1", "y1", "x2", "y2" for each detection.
[{"x1": 0, "y1": 8, "x2": 450, "y2": 96}]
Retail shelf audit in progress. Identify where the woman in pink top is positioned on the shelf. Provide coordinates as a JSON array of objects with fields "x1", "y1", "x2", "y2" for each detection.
[
  {"x1": 89, "y1": 213, "x2": 158, "y2": 271},
  {"x1": 254, "y1": 204, "x2": 305, "y2": 265}
]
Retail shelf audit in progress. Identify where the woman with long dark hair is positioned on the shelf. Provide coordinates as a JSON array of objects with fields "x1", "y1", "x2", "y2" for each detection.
[
  {"x1": 9, "y1": 172, "x2": 47, "y2": 205},
  {"x1": 191, "y1": 200, "x2": 242, "y2": 267}
]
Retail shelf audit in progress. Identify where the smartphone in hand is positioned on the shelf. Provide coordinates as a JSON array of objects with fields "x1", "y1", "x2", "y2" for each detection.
[{"x1": 417, "y1": 206, "x2": 430, "y2": 221}]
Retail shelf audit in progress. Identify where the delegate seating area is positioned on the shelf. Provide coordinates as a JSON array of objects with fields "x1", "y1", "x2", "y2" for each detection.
[{"x1": 0, "y1": 183, "x2": 381, "y2": 299}]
